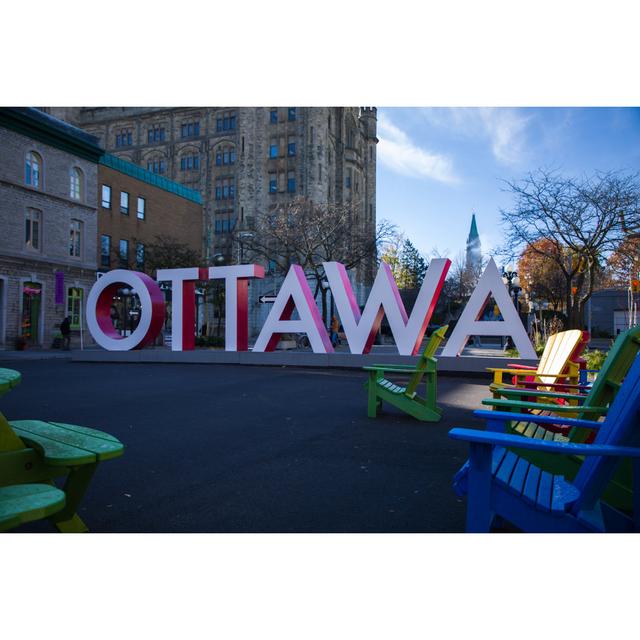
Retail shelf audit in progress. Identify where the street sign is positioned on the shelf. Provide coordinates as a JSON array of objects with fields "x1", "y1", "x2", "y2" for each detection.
[{"x1": 259, "y1": 295, "x2": 277, "y2": 304}]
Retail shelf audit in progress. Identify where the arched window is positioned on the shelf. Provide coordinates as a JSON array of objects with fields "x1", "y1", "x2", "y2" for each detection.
[
  {"x1": 25, "y1": 151, "x2": 42, "y2": 188},
  {"x1": 69, "y1": 167, "x2": 83, "y2": 200}
]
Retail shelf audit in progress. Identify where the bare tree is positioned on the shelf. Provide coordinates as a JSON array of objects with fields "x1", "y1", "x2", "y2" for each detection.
[
  {"x1": 500, "y1": 169, "x2": 640, "y2": 328},
  {"x1": 144, "y1": 234, "x2": 202, "y2": 272},
  {"x1": 235, "y1": 196, "x2": 396, "y2": 324}
]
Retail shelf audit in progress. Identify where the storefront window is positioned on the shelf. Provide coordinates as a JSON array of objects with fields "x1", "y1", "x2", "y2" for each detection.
[
  {"x1": 21, "y1": 281, "x2": 42, "y2": 343},
  {"x1": 67, "y1": 287, "x2": 83, "y2": 329}
]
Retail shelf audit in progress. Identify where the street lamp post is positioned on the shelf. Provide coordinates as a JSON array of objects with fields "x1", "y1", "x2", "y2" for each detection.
[
  {"x1": 237, "y1": 232, "x2": 253, "y2": 264},
  {"x1": 501, "y1": 264, "x2": 522, "y2": 350}
]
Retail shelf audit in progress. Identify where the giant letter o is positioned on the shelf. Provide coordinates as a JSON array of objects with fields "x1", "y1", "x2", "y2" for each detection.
[{"x1": 87, "y1": 270, "x2": 165, "y2": 351}]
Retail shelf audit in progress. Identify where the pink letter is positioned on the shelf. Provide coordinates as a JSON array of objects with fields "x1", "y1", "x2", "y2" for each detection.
[
  {"x1": 86, "y1": 270, "x2": 165, "y2": 351},
  {"x1": 209, "y1": 264, "x2": 265, "y2": 351},
  {"x1": 156, "y1": 267, "x2": 208, "y2": 351},
  {"x1": 253, "y1": 265, "x2": 333, "y2": 353},
  {"x1": 323, "y1": 259, "x2": 450, "y2": 355}
]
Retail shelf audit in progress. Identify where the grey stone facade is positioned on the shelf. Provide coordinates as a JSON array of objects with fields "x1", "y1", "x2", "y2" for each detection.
[
  {"x1": 0, "y1": 109, "x2": 102, "y2": 348},
  {"x1": 45, "y1": 107, "x2": 378, "y2": 294}
]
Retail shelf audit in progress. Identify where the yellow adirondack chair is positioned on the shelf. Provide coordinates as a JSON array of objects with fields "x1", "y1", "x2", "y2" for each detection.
[{"x1": 487, "y1": 329, "x2": 589, "y2": 395}]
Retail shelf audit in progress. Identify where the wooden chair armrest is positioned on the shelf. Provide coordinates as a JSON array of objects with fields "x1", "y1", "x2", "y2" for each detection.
[
  {"x1": 481, "y1": 398, "x2": 607, "y2": 414},
  {"x1": 449, "y1": 427, "x2": 640, "y2": 457},
  {"x1": 474, "y1": 409, "x2": 603, "y2": 430},
  {"x1": 492, "y1": 388, "x2": 588, "y2": 402}
]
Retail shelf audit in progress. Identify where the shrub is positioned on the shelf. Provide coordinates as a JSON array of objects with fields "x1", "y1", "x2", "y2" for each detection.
[{"x1": 583, "y1": 348, "x2": 607, "y2": 371}]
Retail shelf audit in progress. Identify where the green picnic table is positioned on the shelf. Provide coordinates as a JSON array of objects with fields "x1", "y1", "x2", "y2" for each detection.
[
  {"x1": 0, "y1": 368, "x2": 21, "y2": 397},
  {"x1": 0, "y1": 367, "x2": 124, "y2": 532}
]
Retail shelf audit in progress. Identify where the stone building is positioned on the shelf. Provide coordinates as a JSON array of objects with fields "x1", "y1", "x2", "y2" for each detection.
[
  {"x1": 44, "y1": 107, "x2": 378, "y2": 297},
  {"x1": 0, "y1": 108, "x2": 102, "y2": 349}
]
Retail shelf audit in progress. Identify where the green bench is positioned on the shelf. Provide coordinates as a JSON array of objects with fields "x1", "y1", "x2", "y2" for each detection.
[
  {"x1": 0, "y1": 367, "x2": 124, "y2": 533},
  {"x1": 364, "y1": 325, "x2": 448, "y2": 422}
]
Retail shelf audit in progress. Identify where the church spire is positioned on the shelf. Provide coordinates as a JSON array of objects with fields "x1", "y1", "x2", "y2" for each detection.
[{"x1": 466, "y1": 213, "x2": 482, "y2": 271}]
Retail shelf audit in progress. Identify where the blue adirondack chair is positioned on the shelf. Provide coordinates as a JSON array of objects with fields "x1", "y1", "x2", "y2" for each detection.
[{"x1": 448, "y1": 352, "x2": 640, "y2": 533}]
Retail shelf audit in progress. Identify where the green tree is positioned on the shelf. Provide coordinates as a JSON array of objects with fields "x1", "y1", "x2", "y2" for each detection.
[{"x1": 399, "y1": 239, "x2": 428, "y2": 289}]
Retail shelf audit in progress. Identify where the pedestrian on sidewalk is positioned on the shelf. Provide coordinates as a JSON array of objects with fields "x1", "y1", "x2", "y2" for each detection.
[
  {"x1": 330, "y1": 315, "x2": 340, "y2": 347},
  {"x1": 60, "y1": 316, "x2": 71, "y2": 350}
]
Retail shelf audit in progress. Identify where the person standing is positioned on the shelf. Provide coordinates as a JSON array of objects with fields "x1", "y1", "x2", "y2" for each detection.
[
  {"x1": 330, "y1": 315, "x2": 340, "y2": 347},
  {"x1": 60, "y1": 316, "x2": 71, "y2": 350}
]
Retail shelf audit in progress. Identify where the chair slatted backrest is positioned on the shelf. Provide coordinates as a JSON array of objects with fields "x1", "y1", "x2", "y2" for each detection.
[
  {"x1": 570, "y1": 327, "x2": 640, "y2": 442},
  {"x1": 404, "y1": 325, "x2": 448, "y2": 397},
  {"x1": 537, "y1": 330, "x2": 588, "y2": 386},
  {"x1": 569, "y1": 351, "x2": 640, "y2": 515}
]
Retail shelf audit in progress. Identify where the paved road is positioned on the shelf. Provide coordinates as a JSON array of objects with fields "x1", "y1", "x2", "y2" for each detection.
[{"x1": 1, "y1": 360, "x2": 489, "y2": 532}]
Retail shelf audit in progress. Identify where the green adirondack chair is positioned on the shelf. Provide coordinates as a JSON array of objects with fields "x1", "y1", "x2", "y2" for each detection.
[
  {"x1": 0, "y1": 367, "x2": 124, "y2": 533},
  {"x1": 364, "y1": 325, "x2": 448, "y2": 422},
  {"x1": 475, "y1": 326, "x2": 640, "y2": 510}
]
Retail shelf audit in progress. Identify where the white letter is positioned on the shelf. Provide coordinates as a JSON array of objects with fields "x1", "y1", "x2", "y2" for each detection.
[
  {"x1": 253, "y1": 265, "x2": 333, "y2": 353},
  {"x1": 209, "y1": 264, "x2": 265, "y2": 351},
  {"x1": 86, "y1": 270, "x2": 165, "y2": 351},
  {"x1": 441, "y1": 258, "x2": 536, "y2": 358},
  {"x1": 156, "y1": 267, "x2": 206, "y2": 351},
  {"x1": 323, "y1": 259, "x2": 450, "y2": 355}
]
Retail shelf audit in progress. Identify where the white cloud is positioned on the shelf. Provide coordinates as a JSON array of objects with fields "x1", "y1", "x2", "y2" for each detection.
[
  {"x1": 421, "y1": 107, "x2": 532, "y2": 166},
  {"x1": 377, "y1": 114, "x2": 459, "y2": 184}
]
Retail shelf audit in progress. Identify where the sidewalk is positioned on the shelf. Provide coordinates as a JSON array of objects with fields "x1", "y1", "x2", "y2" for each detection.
[{"x1": 0, "y1": 349, "x2": 73, "y2": 361}]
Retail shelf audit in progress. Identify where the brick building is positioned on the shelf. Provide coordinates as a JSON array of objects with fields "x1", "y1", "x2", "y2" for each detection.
[
  {"x1": 97, "y1": 154, "x2": 202, "y2": 274},
  {"x1": 45, "y1": 107, "x2": 378, "y2": 298},
  {"x1": 0, "y1": 108, "x2": 102, "y2": 349}
]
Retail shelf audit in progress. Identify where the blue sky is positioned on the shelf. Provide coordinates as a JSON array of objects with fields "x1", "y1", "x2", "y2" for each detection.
[{"x1": 376, "y1": 108, "x2": 640, "y2": 264}]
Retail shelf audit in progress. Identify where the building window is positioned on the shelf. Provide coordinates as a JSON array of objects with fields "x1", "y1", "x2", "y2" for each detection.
[
  {"x1": 69, "y1": 167, "x2": 82, "y2": 200},
  {"x1": 346, "y1": 169, "x2": 352, "y2": 189},
  {"x1": 369, "y1": 204, "x2": 373, "y2": 222},
  {"x1": 25, "y1": 151, "x2": 42, "y2": 188},
  {"x1": 181, "y1": 121, "x2": 200, "y2": 138},
  {"x1": 287, "y1": 171, "x2": 296, "y2": 193},
  {"x1": 120, "y1": 191, "x2": 129, "y2": 215},
  {"x1": 270, "y1": 109, "x2": 278, "y2": 124},
  {"x1": 288, "y1": 107, "x2": 297, "y2": 121},
  {"x1": 148, "y1": 125, "x2": 166, "y2": 143},
  {"x1": 287, "y1": 139, "x2": 296, "y2": 157},
  {"x1": 147, "y1": 159, "x2": 166, "y2": 174},
  {"x1": 269, "y1": 141, "x2": 278, "y2": 158},
  {"x1": 215, "y1": 177, "x2": 235, "y2": 200},
  {"x1": 119, "y1": 239, "x2": 129, "y2": 267},
  {"x1": 101, "y1": 184, "x2": 112, "y2": 209},
  {"x1": 369, "y1": 145, "x2": 374, "y2": 162},
  {"x1": 136, "y1": 243, "x2": 145, "y2": 269},
  {"x1": 101, "y1": 234, "x2": 111, "y2": 268},
  {"x1": 67, "y1": 287, "x2": 83, "y2": 329},
  {"x1": 216, "y1": 111, "x2": 237, "y2": 132},
  {"x1": 115, "y1": 129, "x2": 132, "y2": 147},
  {"x1": 25, "y1": 208, "x2": 41, "y2": 251},
  {"x1": 69, "y1": 219, "x2": 82, "y2": 258},
  {"x1": 181, "y1": 155, "x2": 201, "y2": 171},
  {"x1": 269, "y1": 175, "x2": 277, "y2": 194},
  {"x1": 215, "y1": 146, "x2": 236, "y2": 166},
  {"x1": 137, "y1": 197, "x2": 146, "y2": 220}
]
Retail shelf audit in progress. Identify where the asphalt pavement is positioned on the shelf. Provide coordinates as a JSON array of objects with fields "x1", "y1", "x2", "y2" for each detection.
[{"x1": 1, "y1": 360, "x2": 489, "y2": 533}]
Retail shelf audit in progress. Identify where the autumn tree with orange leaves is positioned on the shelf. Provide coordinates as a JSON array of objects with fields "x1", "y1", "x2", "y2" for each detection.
[{"x1": 501, "y1": 170, "x2": 640, "y2": 328}]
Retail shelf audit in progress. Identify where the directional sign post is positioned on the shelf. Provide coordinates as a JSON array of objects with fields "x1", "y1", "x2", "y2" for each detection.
[{"x1": 259, "y1": 295, "x2": 278, "y2": 304}]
